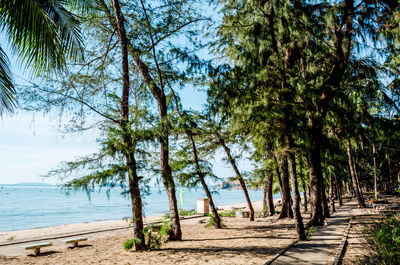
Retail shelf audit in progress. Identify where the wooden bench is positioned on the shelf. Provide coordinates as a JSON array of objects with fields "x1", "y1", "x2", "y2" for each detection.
[
  {"x1": 21, "y1": 242, "x2": 53, "y2": 255},
  {"x1": 61, "y1": 237, "x2": 88, "y2": 247}
]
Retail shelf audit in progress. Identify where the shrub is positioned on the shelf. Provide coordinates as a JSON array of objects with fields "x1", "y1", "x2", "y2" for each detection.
[
  {"x1": 363, "y1": 214, "x2": 400, "y2": 264},
  {"x1": 205, "y1": 217, "x2": 225, "y2": 228},
  {"x1": 178, "y1": 208, "x2": 198, "y2": 217},
  {"x1": 305, "y1": 227, "x2": 315, "y2": 240},
  {"x1": 124, "y1": 239, "x2": 134, "y2": 250},
  {"x1": 218, "y1": 209, "x2": 237, "y2": 217},
  {"x1": 124, "y1": 221, "x2": 171, "y2": 251}
]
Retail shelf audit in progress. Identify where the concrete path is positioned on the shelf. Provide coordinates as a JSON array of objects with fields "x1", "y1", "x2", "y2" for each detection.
[{"x1": 270, "y1": 201, "x2": 356, "y2": 265}]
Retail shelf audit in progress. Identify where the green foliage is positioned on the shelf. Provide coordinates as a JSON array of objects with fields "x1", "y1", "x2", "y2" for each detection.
[
  {"x1": 159, "y1": 221, "x2": 172, "y2": 239},
  {"x1": 205, "y1": 217, "x2": 225, "y2": 228},
  {"x1": 207, "y1": 209, "x2": 237, "y2": 217},
  {"x1": 124, "y1": 221, "x2": 171, "y2": 251},
  {"x1": 179, "y1": 208, "x2": 198, "y2": 217},
  {"x1": 218, "y1": 209, "x2": 237, "y2": 217},
  {"x1": 144, "y1": 221, "x2": 171, "y2": 249},
  {"x1": 362, "y1": 214, "x2": 400, "y2": 264},
  {"x1": 305, "y1": 227, "x2": 316, "y2": 240},
  {"x1": 0, "y1": 0, "x2": 87, "y2": 114},
  {"x1": 123, "y1": 238, "x2": 135, "y2": 251}
]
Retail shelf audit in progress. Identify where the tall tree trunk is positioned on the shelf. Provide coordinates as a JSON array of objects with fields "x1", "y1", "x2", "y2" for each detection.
[
  {"x1": 159, "y1": 95, "x2": 182, "y2": 240},
  {"x1": 111, "y1": 0, "x2": 145, "y2": 250},
  {"x1": 306, "y1": 114, "x2": 325, "y2": 228},
  {"x1": 273, "y1": 154, "x2": 283, "y2": 199},
  {"x1": 217, "y1": 134, "x2": 255, "y2": 221},
  {"x1": 286, "y1": 140, "x2": 306, "y2": 240},
  {"x1": 346, "y1": 140, "x2": 366, "y2": 208},
  {"x1": 187, "y1": 131, "x2": 221, "y2": 228},
  {"x1": 100, "y1": 0, "x2": 182, "y2": 240},
  {"x1": 198, "y1": 176, "x2": 221, "y2": 228},
  {"x1": 321, "y1": 176, "x2": 330, "y2": 217},
  {"x1": 137, "y1": 0, "x2": 182, "y2": 240},
  {"x1": 387, "y1": 152, "x2": 394, "y2": 194},
  {"x1": 335, "y1": 175, "x2": 342, "y2": 207},
  {"x1": 126, "y1": 151, "x2": 145, "y2": 250},
  {"x1": 299, "y1": 157, "x2": 308, "y2": 212},
  {"x1": 398, "y1": 172, "x2": 400, "y2": 192},
  {"x1": 345, "y1": 181, "x2": 350, "y2": 195},
  {"x1": 329, "y1": 174, "x2": 336, "y2": 213},
  {"x1": 264, "y1": 172, "x2": 275, "y2": 216},
  {"x1": 278, "y1": 156, "x2": 294, "y2": 219},
  {"x1": 122, "y1": 123, "x2": 146, "y2": 250},
  {"x1": 263, "y1": 178, "x2": 267, "y2": 215},
  {"x1": 372, "y1": 142, "x2": 378, "y2": 200},
  {"x1": 353, "y1": 153, "x2": 364, "y2": 199}
]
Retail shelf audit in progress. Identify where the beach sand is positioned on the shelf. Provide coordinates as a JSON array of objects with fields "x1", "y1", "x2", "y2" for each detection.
[
  {"x1": 0, "y1": 201, "x2": 266, "y2": 244},
  {"x1": 0, "y1": 200, "x2": 302, "y2": 265}
]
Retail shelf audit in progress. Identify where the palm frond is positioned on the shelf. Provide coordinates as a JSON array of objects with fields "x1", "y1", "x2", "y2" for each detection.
[
  {"x1": 0, "y1": 46, "x2": 15, "y2": 115},
  {"x1": 0, "y1": 0, "x2": 85, "y2": 76}
]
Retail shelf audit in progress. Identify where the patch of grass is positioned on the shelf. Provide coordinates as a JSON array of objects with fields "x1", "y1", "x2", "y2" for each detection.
[
  {"x1": 123, "y1": 238, "x2": 135, "y2": 250},
  {"x1": 205, "y1": 217, "x2": 225, "y2": 228},
  {"x1": 7, "y1": 236, "x2": 15, "y2": 241},
  {"x1": 305, "y1": 227, "x2": 315, "y2": 240},
  {"x1": 360, "y1": 214, "x2": 400, "y2": 264},
  {"x1": 257, "y1": 211, "x2": 265, "y2": 218}
]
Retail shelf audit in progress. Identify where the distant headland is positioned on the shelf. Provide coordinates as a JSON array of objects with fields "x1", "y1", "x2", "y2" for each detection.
[{"x1": 0, "y1": 182, "x2": 54, "y2": 186}]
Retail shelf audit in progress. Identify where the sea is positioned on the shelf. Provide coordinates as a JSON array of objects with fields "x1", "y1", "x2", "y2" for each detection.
[{"x1": 0, "y1": 184, "x2": 281, "y2": 232}]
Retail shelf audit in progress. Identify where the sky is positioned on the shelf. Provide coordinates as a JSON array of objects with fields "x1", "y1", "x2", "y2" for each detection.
[{"x1": 0, "y1": 32, "x2": 251, "y2": 185}]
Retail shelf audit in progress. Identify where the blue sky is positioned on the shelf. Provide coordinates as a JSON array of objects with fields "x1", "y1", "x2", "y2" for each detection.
[{"x1": 0, "y1": 32, "x2": 251, "y2": 185}]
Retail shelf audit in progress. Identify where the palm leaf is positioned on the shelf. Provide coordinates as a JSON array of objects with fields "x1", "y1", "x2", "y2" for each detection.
[
  {"x1": 0, "y1": 0, "x2": 85, "y2": 76},
  {"x1": 0, "y1": 46, "x2": 15, "y2": 115}
]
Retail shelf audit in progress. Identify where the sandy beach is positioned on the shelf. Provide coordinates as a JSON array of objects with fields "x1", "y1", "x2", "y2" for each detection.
[{"x1": 0, "y1": 200, "x2": 303, "y2": 265}]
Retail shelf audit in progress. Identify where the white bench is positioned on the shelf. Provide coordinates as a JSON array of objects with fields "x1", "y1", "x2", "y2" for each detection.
[
  {"x1": 61, "y1": 236, "x2": 88, "y2": 247},
  {"x1": 21, "y1": 242, "x2": 53, "y2": 255},
  {"x1": 236, "y1": 211, "x2": 250, "y2": 218}
]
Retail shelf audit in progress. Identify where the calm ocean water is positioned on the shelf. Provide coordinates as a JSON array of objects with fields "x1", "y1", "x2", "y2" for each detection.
[{"x1": 0, "y1": 185, "x2": 280, "y2": 232}]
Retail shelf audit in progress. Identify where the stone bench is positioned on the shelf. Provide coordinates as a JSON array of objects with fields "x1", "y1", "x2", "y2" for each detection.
[
  {"x1": 236, "y1": 211, "x2": 250, "y2": 218},
  {"x1": 21, "y1": 242, "x2": 53, "y2": 255},
  {"x1": 61, "y1": 237, "x2": 88, "y2": 247}
]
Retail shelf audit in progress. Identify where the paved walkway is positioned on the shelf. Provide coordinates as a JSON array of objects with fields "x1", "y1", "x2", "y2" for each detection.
[{"x1": 271, "y1": 201, "x2": 356, "y2": 265}]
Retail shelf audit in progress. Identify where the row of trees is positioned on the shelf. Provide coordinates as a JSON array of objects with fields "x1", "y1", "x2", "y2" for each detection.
[{"x1": 1, "y1": 0, "x2": 399, "y2": 247}]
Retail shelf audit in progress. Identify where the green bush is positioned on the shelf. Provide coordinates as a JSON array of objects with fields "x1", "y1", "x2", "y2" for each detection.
[
  {"x1": 216, "y1": 209, "x2": 237, "y2": 217},
  {"x1": 305, "y1": 227, "x2": 315, "y2": 240},
  {"x1": 124, "y1": 239, "x2": 135, "y2": 250},
  {"x1": 364, "y1": 214, "x2": 400, "y2": 264},
  {"x1": 159, "y1": 220, "x2": 171, "y2": 239},
  {"x1": 178, "y1": 208, "x2": 198, "y2": 216},
  {"x1": 124, "y1": 221, "x2": 171, "y2": 251},
  {"x1": 205, "y1": 217, "x2": 225, "y2": 228}
]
